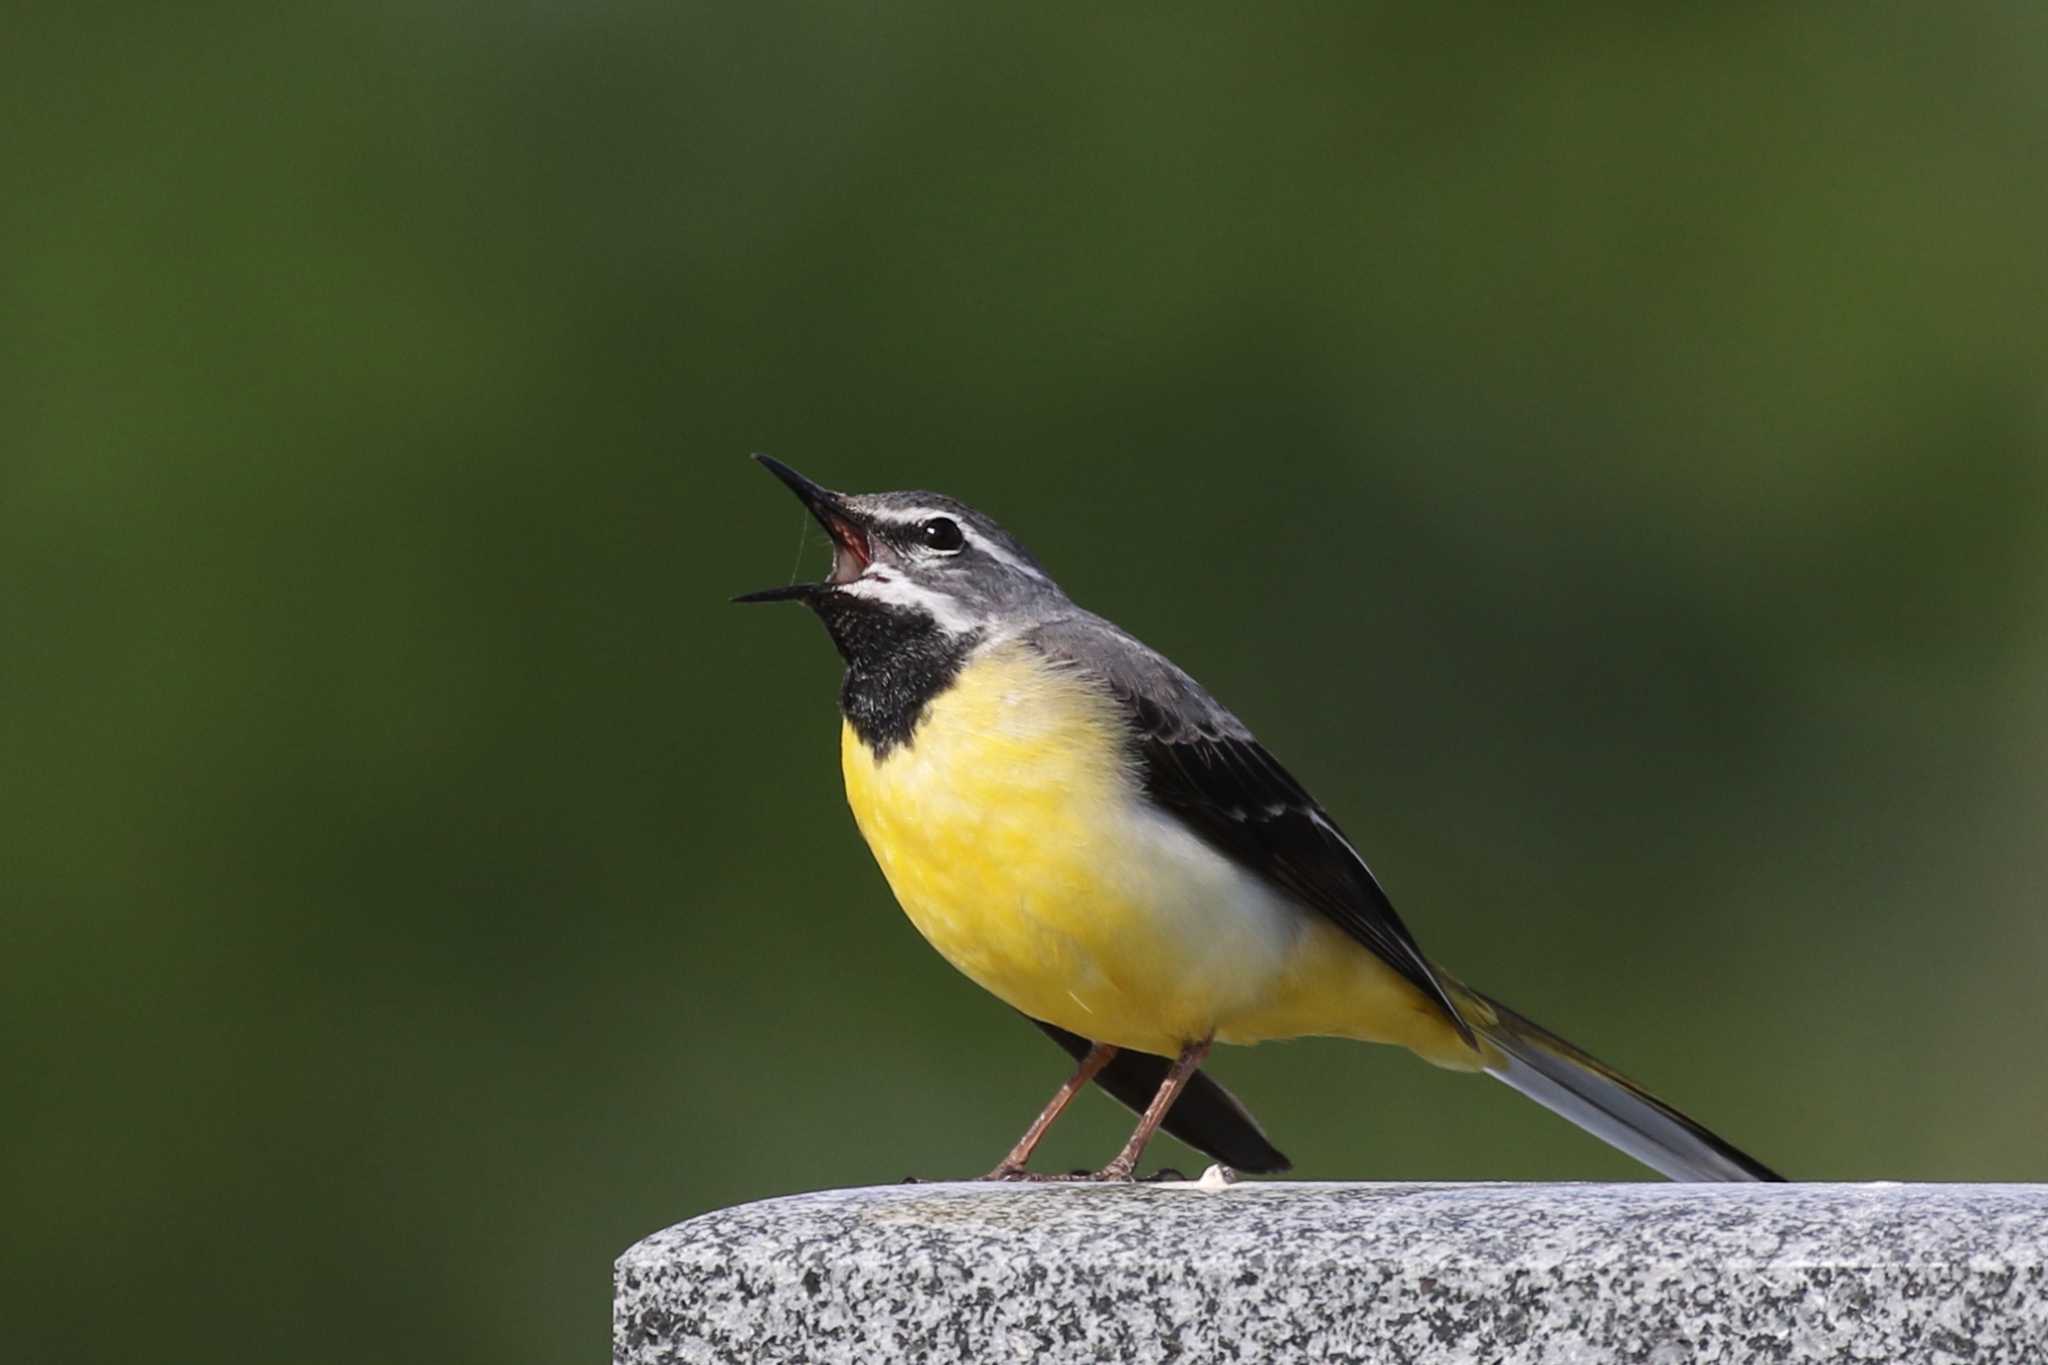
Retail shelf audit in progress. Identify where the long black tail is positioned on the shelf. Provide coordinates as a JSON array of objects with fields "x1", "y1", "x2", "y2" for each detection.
[{"x1": 1458, "y1": 985, "x2": 1783, "y2": 1182}]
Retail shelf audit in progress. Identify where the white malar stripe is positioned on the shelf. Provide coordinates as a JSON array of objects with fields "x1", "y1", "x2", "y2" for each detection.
[{"x1": 841, "y1": 569, "x2": 981, "y2": 635}]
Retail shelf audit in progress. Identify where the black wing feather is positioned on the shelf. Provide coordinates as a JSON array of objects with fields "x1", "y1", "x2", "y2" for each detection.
[{"x1": 1025, "y1": 615, "x2": 1472, "y2": 1044}]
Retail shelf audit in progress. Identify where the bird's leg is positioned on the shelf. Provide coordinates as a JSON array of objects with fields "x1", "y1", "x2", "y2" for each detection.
[
  {"x1": 1091, "y1": 1037, "x2": 1212, "y2": 1182},
  {"x1": 980, "y1": 1041, "x2": 1118, "y2": 1181}
]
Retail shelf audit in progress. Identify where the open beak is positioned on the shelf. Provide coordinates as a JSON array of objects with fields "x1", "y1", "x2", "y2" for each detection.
[{"x1": 733, "y1": 455, "x2": 873, "y2": 603}]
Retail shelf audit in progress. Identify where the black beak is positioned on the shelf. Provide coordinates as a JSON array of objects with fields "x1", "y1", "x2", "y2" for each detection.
[
  {"x1": 752, "y1": 454, "x2": 840, "y2": 514},
  {"x1": 733, "y1": 455, "x2": 874, "y2": 603}
]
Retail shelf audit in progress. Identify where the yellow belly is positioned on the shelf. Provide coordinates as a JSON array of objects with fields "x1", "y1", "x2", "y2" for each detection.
[{"x1": 840, "y1": 642, "x2": 1475, "y2": 1065}]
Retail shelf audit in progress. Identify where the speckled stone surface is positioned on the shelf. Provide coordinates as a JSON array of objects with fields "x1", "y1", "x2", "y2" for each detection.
[{"x1": 615, "y1": 1182, "x2": 2048, "y2": 1363}]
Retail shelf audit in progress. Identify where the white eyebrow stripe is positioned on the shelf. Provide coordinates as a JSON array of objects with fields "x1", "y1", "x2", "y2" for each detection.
[
  {"x1": 869, "y1": 506, "x2": 954, "y2": 527},
  {"x1": 959, "y1": 525, "x2": 1049, "y2": 581}
]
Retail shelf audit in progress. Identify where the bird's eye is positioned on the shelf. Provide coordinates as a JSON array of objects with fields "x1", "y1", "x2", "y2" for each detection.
[{"x1": 917, "y1": 517, "x2": 965, "y2": 553}]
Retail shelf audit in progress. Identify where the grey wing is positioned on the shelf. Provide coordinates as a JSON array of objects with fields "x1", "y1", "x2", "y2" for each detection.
[{"x1": 1021, "y1": 613, "x2": 1472, "y2": 1042}]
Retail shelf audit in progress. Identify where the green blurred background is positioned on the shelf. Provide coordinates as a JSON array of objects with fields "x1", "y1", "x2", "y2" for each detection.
[{"x1": 7, "y1": 4, "x2": 2046, "y2": 1361}]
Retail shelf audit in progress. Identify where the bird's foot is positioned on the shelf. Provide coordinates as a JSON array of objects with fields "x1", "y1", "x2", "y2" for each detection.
[
  {"x1": 981, "y1": 1161, "x2": 1190, "y2": 1183},
  {"x1": 979, "y1": 1163, "x2": 1089, "y2": 1183}
]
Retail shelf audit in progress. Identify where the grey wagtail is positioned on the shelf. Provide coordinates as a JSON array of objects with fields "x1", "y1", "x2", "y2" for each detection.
[{"x1": 737, "y1": 456, "x2": 1782, "y2": 1182}]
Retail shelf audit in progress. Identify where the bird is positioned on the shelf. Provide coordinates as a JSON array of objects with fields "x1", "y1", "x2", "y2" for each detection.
[{"x1": 735, "y1": 456, "x2": 1782, "y2": 1183}]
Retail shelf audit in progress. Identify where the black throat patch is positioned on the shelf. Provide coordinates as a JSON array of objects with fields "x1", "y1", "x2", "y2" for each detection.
[{"x1": 808, "y1": 591, "x2": 980, "y2": 758}]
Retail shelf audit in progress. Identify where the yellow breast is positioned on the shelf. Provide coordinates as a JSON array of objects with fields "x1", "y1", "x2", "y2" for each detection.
[
  {"x1": 841, "y1": 644, "x2": 1252, "y2": 1052},
  {"x1": 840, "y1": 641, "x2": 1475, "y2": 1065}
]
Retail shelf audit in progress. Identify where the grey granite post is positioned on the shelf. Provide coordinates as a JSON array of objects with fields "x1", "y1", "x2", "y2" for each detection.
[{"x1": 616, "y1": 1181, "x2": 2047, "y2": 1363}]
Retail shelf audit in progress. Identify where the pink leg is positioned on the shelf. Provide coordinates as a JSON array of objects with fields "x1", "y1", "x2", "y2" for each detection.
[
  {"x1": 1092, "y1": 1037, "x2": 1211, "y2": 1182},
  {"x1": 980, "y1": 1041, "x2": 1119, "y2": 1181}
]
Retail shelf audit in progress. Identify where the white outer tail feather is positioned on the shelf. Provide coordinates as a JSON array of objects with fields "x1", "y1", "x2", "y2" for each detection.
[{"x1": 1464, "y1": 988, "x2": 1782, "y2": 1182}]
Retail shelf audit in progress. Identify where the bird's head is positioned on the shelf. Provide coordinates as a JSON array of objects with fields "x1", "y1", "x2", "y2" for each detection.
[{"x1": 734, "y1": 456, "x2": 1062, "y2": 658}]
